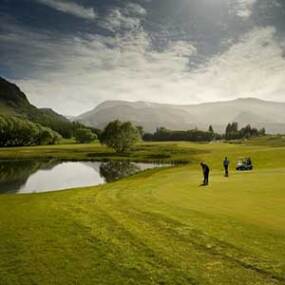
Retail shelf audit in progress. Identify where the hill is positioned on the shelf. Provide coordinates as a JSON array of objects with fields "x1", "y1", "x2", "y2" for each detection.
[
  {"x1": 0, "y1": 77, "x2": 73, "y2": 137},
  {"x1": 76, "y1": 98, "x2": 285, "y2": 134}
]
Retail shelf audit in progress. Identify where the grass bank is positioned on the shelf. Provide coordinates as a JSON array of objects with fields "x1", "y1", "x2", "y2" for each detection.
[{"x1": 0, "y1": 141, "x2": 206, "y2": 163}]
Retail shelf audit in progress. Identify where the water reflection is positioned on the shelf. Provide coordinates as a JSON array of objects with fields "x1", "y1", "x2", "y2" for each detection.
[
  {"x1": 0, "y1": 159, "x2": 168, "y2": 194},
  {"x1": 99, "y1": 161, "x2": 140, "y2": 182},
  {"x1": 0, "y1": 160, "x2": 59, "y2": 194}
]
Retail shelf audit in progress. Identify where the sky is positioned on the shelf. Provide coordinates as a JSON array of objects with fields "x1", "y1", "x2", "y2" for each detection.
[{"x1": 0, "y1": 0, "x2": 285, "y2": 116}]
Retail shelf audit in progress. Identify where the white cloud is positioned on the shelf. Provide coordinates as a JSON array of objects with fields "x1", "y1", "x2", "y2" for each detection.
[
  {"x1": 124, "y1": 3, "x2": 147, "y2": 16},
  {"x1": 13, "y1": 29, "x2": 197, "y2": 115},
  {"x1": 9, "y1": 24, "x2": 285, "y2": 116},
  {"x1": 189, "y1": 26, "x2": 285, "y2": 101},
  {"x1": 101, "y1": 9, "x2": 141, "y2": 32},
  {"x1": 100, "y1": 3, "x2": 146, "y2": 32},
  {"x1": 34, "y1": 0, "x2": 97, "y2": 20}
]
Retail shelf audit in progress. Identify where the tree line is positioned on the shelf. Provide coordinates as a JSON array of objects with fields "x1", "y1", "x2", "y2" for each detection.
[
  {"x1": 225, "y1": 122, "x2": 265, "y2": 140},
  {"x1": 143, "y1": 123, "x2": 265, "y2": 142},
  {"x1": 0, "y1": 114, "x2": 267, "y2": 150},
  {"x1": 97, "y1": 120, "x2": 267, "y2": 153},
  {"x1": 143, "y1": 127, "x2": 221, "y2": 142},
  {"x1": 0, "y1": 115, "x2": 62, "y2": 147}
]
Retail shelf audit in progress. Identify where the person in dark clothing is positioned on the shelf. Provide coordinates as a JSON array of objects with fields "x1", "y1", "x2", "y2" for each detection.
[
  {"x1": 247, "y1": 157, "x2": 252, "y2": 166},
  {"x1": 223, "y1": 157, "x2": 230, "y2": 177},
  {"x1": 200, "y1": 162, "x2": 210, "y2": 186}
]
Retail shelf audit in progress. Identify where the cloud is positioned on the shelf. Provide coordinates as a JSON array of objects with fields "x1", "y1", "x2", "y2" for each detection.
[
  {"x1": 189, "y1": 26, "x2": 285, "y2": 101},
  {"x1": 2, "y1": 1, "x2": 284, "y2": 116},
  {"x1": 11, "y1": 24, "x2": 285, "y2": 117},
  {"x1": 235, "y1": 0, "x2": 257, "y2": 18},
  {"x1": 124, "y1": 3, "x2": 147, "y2": 16},
  {"x1": 11, "y1": 27, "x2": 197, "y2": 115},
  {"x1": 99, "y1": 3, "x2": 146, "y2": 32},
  {"x1": 34, "y1": 0, "x2": 97, "y2": 20}
]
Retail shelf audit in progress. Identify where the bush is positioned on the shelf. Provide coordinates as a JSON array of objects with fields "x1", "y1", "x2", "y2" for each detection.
[{"x1": 74, "y1": 128, "x2": 97, "y2": 143}]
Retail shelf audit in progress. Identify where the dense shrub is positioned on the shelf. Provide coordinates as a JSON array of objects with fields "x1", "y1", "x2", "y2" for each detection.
[
  {"x1": 0, "y1": 115, "x2": 61, "y2": 147},
  {"x1": 74, "y1": 128, "x2": 97, "y2": 143},
  {"x1": 72, "y1": 122, "x2": 102, "y2": 139}
]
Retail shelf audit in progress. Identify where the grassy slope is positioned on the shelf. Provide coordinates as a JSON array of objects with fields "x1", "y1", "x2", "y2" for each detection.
[{"x1": 0, "y1": 139, "x2": 284, "y2": 284}]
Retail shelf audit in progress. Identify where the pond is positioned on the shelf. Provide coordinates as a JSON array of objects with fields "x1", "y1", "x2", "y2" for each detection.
[{"x1": 0, "y1": 159, "x2": 169, "y2": 194}]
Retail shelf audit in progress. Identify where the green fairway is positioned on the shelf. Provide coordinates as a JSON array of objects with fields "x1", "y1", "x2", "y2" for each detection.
[{"x1": 0, "y1": 139, "x2": 284, "y2": 284}]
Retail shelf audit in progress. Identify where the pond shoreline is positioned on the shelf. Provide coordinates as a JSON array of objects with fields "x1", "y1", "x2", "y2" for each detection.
[
  {"x1": 0, "y1": 142, "x2": 197, "y2": 164},
  {"x1": 0, "y1": 158, "x2": 175, "y2": 195}
]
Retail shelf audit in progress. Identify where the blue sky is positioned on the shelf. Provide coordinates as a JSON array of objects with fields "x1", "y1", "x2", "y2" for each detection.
[{"x1": 0, "y1": 0, "x2": 285, "y2": 115}]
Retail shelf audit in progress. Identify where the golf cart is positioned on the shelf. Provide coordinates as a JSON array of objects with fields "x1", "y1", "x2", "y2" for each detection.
[{"x1": 236, "y1": 157, "x2": 253, "y2": 171}]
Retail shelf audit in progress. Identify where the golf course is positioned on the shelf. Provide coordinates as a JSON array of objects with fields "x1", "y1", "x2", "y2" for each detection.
[{"x1": 0, "y1": 137, "x2": 284, "y2": 285}]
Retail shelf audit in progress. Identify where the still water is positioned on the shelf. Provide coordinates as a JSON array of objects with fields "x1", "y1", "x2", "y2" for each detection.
[{"x1": 0, "y1": 159, "x2": 168, "y2": 194}]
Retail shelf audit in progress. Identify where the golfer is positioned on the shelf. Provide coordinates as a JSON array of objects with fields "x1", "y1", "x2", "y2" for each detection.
[
  {"x1": 200, "y1": 162, "x2": 210, "y2": 186},
  {"x1": 223, "y1": 157, "x2": 230, "y2": 177}
]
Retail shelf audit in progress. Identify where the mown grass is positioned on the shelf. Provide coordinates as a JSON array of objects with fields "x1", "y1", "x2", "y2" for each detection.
[{"x1": 0, "y1": 138, "x2": 284, "y2": 284}]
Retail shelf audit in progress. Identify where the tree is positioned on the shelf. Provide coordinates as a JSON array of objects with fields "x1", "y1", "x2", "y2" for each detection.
[
  {"x1": 231, "y1": 122, "x2": 239, "y2": 132},
  {"x1": 224, "y1": 122, "x2": 266, "y2": 140},
  {"x1": 38, "y1": 126, "x2": 61, "y2": 145},
  {"x1": 100, "y1": 120, "x2": 140, "y2": 153},
  {"x1": 136, "y1": 126, "x2": 144, "y2": 138},
  {"x1": 225, "y1": 122, "x2": 239, "y2": 140},
  {"x1": 259, "y1": 127, "x2": 266, "y2": 136},
  {"x1": 208, "y1": 125, "x2": 215, "y2": 140},
  {"x1": 74, "y1": 128, "x2": 97, "y2": 143}
]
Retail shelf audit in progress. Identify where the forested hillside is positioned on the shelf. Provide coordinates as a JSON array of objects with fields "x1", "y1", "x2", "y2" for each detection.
[{"x1": 0, "y1": 77, "x2": 73, "y2": 138}]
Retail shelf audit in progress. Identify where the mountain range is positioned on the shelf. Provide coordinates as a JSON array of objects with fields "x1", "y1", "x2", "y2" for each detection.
[
  {"x1": 76, "y1": 99, "x2": 285, "y2": 134},
  {"x1": 1, "y1": 77, "x2": 284, "y2": 135}
]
